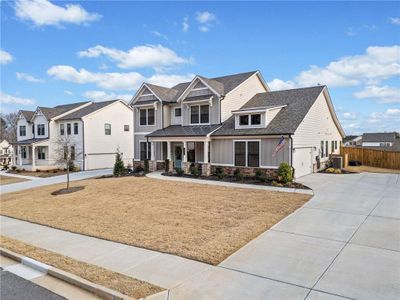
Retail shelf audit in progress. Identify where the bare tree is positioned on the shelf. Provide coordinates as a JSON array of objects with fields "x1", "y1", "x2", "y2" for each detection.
[
  {"x1": 0, "y1": 112, "x2": 18, "y2": 142},
  {"x1": 54, "y1": 135, "x2": 81, "y2": 190}
]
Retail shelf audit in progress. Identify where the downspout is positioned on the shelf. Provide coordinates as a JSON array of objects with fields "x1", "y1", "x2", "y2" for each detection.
[
  {"x1": 146, "y1": 136, "x2": 149, "y2": 160},
  {"x1": 289, "y1": 134, "x2": 294, "y2": 178},
  {"x1": 82, "y1": 119, "x2": 85, "y2": 170}
]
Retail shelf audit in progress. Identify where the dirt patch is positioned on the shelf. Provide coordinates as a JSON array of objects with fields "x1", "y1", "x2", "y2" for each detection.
[
  {"x1": 0, "y1": 175, "x2": 29, "y2": 186},
  {"x1": 51, "y1": 186, "x2": 85, "y2": 196},
  {"x1": 0, "y1": 236, "x2": 163, "y2": 299},
  {"x1": 0, "y1": 177, "x2": 311, "y2": 265},
  {"x1": 344, "y1": 165, "x2": 400, "y2": 174}
]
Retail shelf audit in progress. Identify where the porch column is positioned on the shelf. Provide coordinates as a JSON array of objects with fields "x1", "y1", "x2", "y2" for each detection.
[
  {"x1": 166, "y1": 141, "x2": 173, "y2": 172},
  {"x1": 202, "y1": 141, "x2": 211, "y2": 176},
  {"x1": 18, "y1": 145, "x2": 22, "y2": 167},
  {"x1": 182, "y1": 141, "x2": 189, "y2": 174},
  {"x1": 32, "y1": 145, "x2": 36, "y2": 170},
  {"x1": 149, "y1": 142, "x2": 156, "y2": 171}
]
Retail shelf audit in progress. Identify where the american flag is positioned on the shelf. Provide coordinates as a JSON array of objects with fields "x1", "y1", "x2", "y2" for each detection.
[{"x1": 273, "y1": 136, "x2": 286, "y2": 156}]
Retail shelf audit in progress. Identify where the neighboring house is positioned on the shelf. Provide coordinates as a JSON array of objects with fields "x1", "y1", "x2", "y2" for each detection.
[
  {"x1": 0, "y1": 140, "x2": 14, "y2": 167},
  {"x1": 343, "y1": 135, "x2": 362, "y2": 146},
  {"x1": 361, "y1": 132, "x2": 399, "y2": 149},
  {"x1": 14, "y1": 100, "x2": 133, "y2": 171},
  {"x1": 130, "y1": 70, "x2": 345, "y2": 178}
]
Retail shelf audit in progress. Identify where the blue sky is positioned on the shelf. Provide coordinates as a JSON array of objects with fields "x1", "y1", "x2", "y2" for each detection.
[{"x1": 1, "y1": 0, "x2": 399, "y2": 135}]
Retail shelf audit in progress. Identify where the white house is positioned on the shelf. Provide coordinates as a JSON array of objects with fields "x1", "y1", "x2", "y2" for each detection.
[
  {"x1": 0, "y1": 140, "x2": 14, "y2": 168},
  {"x1": 361, "y1": 132, "x2": 398, "y2": 148},
  {"x1": 14, "y1": 100, "x2": 133, "y2": 171},
  {"x1": 130, "y1": 70, "x2": 345, "y2": 178}
]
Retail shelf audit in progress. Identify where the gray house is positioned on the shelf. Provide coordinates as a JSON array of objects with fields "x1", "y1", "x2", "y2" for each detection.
[{"x1": 130, "y1": 71, "x2": 344, "y2": 178}]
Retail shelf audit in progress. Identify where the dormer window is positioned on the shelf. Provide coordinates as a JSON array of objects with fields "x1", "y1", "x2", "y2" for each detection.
[{"x1": 238, "y1": 113, "x2": 261, "y2": 126}]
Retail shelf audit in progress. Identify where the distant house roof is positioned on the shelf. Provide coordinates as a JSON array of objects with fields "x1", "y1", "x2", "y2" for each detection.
[
  {"x1": 343, "y1": 135, "x2": 361, "y2": 143},
  {"x1": 147, "y1": 125, "x2": 221, "y2": 138},
  {"x1": 37, "y1": 101, "x2": 90, "y2": 120},
  {"x1": 19, "y1": 110, "x2": 35, "y2": 121},
  {"x1": 212, "y1": 86, "x2": 328, "y2": 136},
  {"x1": 132, "y1": 71, "x2": 259, "y2": 105},
  {"x1": 362, "y1": 132, "x2": 398, "y2": 143},
  {"x1": 58, "y1": 100, "x2": 120, "y2": 120}
]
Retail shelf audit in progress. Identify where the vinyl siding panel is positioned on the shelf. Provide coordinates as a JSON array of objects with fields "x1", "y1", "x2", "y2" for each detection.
[
  {"x1": 221, "y1": 74, "x2": 268, "y2": 122},
  {"x1": 211, "y1": 139, "x2": 233, "y2": 165},
  {"x1": 182, "y1": 96, "x2": 220, "y2": 125},
  {"x1": 293, "y1": 91, "x2": 342, "y2": 163},
  {"x1": 134, "y1": 102, "x2": 162, "y2": 133},
  {"x1": 261, "y1": 138, "x2": 289, "y2": 167}
]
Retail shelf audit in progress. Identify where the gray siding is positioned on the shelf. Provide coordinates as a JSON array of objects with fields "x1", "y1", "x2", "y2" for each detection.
[
  {"x1": 195, "y1": 142, "x2": 204, "y2": 162},
  {"x1": 182, "y1": 96, "x2": 220, "y2": 126},
  {"x1": 261, "y1": 138, "x2": 289, "y2": 167},
  {"x1": 134, "y1": 102, "x2": 162, "y2": 133},
  {"x1": 211, "y1": 139, "x2": 233, "y2": 165}
]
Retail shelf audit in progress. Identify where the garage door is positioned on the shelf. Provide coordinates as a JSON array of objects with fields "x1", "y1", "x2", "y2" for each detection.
[
  {"x1": 86, "y1": 153, "x2": 116, "y2": 170},
  {"x1": 293, "y1": 147, "x2": 312, "y2": 178}
]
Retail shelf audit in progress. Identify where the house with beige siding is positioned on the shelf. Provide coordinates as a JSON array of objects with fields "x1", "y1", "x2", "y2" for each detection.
[
  {"x1": 130, "y1": 70, "x2": 345, "y2": 178},
  {"x1": 14, "y1": 100, "x2": 133, "y2": 171}
]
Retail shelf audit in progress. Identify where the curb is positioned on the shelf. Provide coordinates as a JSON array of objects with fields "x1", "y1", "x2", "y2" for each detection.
[{"x1": 0, "y1": 247, "x2": 134, "y2": 300}]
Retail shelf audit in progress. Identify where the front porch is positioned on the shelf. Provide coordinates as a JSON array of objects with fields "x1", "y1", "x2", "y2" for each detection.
[{"x1": 12, "y1": 139, "x2": 56, "y2": 171}]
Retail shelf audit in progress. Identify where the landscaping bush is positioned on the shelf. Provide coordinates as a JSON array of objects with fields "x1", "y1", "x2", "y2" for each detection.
[
  {"x1": 234, "y1": 168, "x2": 243, "y2": 182},
  {"x1": 278, "y1": 163, "x2": 293, "y2": 183},
  {"x1": 53, "y1": 170, "x2": 58, "y2": 173},
  {"x1": 272, "y1": 180, "x2": 284, "y2": 187},
  {"x1": 326, "y1": 167, "x2": 342, "y2": 174},
  {"x1": 255, "y1": 169, "x2": 263, "y2": 181},
  {"x1": 68, "y1": 161, "x2": 75, "y2": 172},
  {"x1": 214, "y1": 167, "x2": 226, "y2": 180},
  {"x1": 46, "y1": 170, "x2": 49, "y2": 173},
  {"x1": 22, "y1": 168, "x2": 26, "y2": 172},
  {"x1": 144, "y1": 159, "x2": 149, "y2": 173},
  {"x1": 11, "y1": 166, "x2": 17, "y2": 171},
  {"x1": 190, "y1": 164, "x2": 201, "y2": 177},
  {"x1": 36, "y1": 169, "x2": 40, "y2": 172},
  {"x1": 175, "y1": 168, "x2": 184, "y2": 176},
  {"x1": 164, "y1": 159, "x2": 170, "y2": 173},
  {"x1": 3, "y1": 164, "x2": 9, "y2": 170},
  {"x1": 134, "y1": 165, "x2": 144, "y2": 173},
  {"x1": 16, "y1": 169, "x2": 21, "y2": 173},
  {"x1": 113, "y1": 151, "x2": 125, "y2": 176}
]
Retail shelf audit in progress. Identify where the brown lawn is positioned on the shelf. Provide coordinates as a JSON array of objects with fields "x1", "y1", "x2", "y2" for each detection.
[
  {"x1": 345, "y1": 165, "x2": 400, "y2": 174},
  {"x1": 0, "y1": 177, "x2": 311, "y2": 265},
  {"x1": 1, "y1": 236, "x2": 163, "y2": 299},
  {"x1": 6, "y1": 170, "x2": 75, "y2": 178},
  {"x1": 0, "y1": 175, "x2": 28, "y2": 185}
]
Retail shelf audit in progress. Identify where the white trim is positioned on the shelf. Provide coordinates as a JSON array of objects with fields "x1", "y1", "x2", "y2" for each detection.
[
  {"x1": 233, "y1": 139, "x2": 261, "y2": 168},
  {"x1": 138, "y1": 107, "x2": 156, "y2": 127},
  {"x1": 210, "y1": 162, "x2": 234, "y2": 167},
  {"x1": 132, "y1": 102, "x2": 158, "y2": 108},
  {"x1": 235, "y1": 113, "x2": 264, "y2": 129},
  {"x1": 129, "y1": 83, "x2": 163, "y2": 106},
  {"x1": 177, "y1": 76, "x2": 221, "y2": 102},
  {"x1": 135, "y1": 132, "x2": 153, "y2": 135}
]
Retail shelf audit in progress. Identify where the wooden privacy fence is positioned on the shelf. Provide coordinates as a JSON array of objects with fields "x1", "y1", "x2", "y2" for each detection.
[{"x1": 340, "y1": 146, "x2": 400, "y2": 170}]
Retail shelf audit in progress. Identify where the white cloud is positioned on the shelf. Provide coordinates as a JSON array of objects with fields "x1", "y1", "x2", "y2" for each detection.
[
  {"x1": 346, "y1": 24, "x2": 377, "y2": 36},
  {"x1": 342, "y1": 112, "x2": 357, "y2": 120},
  {"x1": 47, "y1": 65, "x2": 194, "y2": 90},
  {"x1": 390, "y1": 17, "x2": 400, "y2": 25},
  {"x1": 0, "y1": 49, "x2": 13, "y2": 64},
  {"x1": 386, "y1": 108, "x2": 400, "y2": 116},
  {"x1": 354, "y1": 85, "x2": 400, "y2": 103},
  {"x1": 16, "y1": 72, "x2": 44, "y2": 83},
  {"x1": 267, "y1": 79, "x2": 296, "y2": 90},
  {"x1": 14, "y1": 0, "x2": 101, "y2": 27},
  {"x1": 268, "y1": 45, "x2": 400, "y2": 89},
  {"x1": 47, "y1": 65, "x2": 145, "y2": 90},
  {"x1": 182, "y1": 17, "x2": 189, "y2": 32},
  {"x1": 78, "y1": 44, "x2": 191, "y2": 69},
  {"x1": 64, "y1": 90, "x2": 73, "y2": 95},
  {"x1": 0, "y1": 92, "x2": 35, "y2": 106},
  {"x1": 83, "y1": 90, "x2": 132, "y2": 102},
  {"x1": 367, "y1": 110, "x2": 400, "y2": 129},
  {"x1": 195, "y1": 11, "x2": 217, "y2": 32},
  {"x1": 151, "y1": 31, "x2": 168, "y2": 40}
]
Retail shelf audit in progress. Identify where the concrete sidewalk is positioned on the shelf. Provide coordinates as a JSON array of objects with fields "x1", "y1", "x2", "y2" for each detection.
[
  {"x1": 0, "y1": 169, "x2": 112, "y2": 194},
  {"x1": 0, "y1": 171, "x2": 41, "y2": 180}
]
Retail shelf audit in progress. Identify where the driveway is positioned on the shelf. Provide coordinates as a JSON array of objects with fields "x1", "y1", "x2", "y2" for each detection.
[
  {"x1": 168, "y1": 172, "x2": 400, "y2": 300},
  {"x1": 0, "y1": 169, "x2": 112, "y2": 194}
]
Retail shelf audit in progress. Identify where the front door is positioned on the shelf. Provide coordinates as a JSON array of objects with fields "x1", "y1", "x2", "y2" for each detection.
[{"x1": 174, "y1": 145, "x2": 183, "y2": 169}]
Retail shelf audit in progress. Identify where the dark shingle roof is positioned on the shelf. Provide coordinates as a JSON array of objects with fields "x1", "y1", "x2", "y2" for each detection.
[
  {"x1": 211, "y1": 71, "x2": 258, "y2": 94},
  {"x1": 58, "y1": 100, "x2": 120, "y2": 120},
  {"x1": 343, "y1": 135, "x2": 360, "y2": 143},
  {"x1": 38, "y1": 101, "x2": 90, "y2": 120},
  {"x1": 19, "y1": 110, "x2": 35, "y2": 121},
  {"x1": 145, "y1": 83, "x2": 180, "y2": 103},
  {"x1": 12, "y1": 138, "x2": 49, "y2": 145},
  {"x1": 212, "y1": 86, "x2": 325, "y2": 136},
  {"x1": 362, "y1": 132, "x2": 397, "y2": 143},
  {"x1": 198, "y1": 76, "x2": 225, "y2": 95},
  {"x1": 147, "y1": 125, "x2": 222, "y2": 137}
]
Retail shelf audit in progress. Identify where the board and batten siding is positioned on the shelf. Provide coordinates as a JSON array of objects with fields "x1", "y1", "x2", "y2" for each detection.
[
  {"x1": 170, "y1": 104, "x2": 182, "y2": 125},
  {"x1": 17, "y1": 116, "x2": 33, "y2": 141},
  {"x1": 133, "y1": 102, "x2": 162, "y2": 133},
  {"x1": 221, "y1": 73, "x2": 268, "y2": 122},
  {"x1": 211, "y1": 137, "x2": 289, "y2": 167},
  {"x1": 181, "y1": 95, "x2": 220, "y2": 126},
  {"x1": 292, "y1": 90, "x2": 342, "y2": 163}
]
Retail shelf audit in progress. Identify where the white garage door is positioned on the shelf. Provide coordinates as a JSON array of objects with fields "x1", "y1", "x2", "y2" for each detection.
[
  {"x1": 293, "y1": 147, "x2": 312, "y2": 178},
  {"x1": 86, "y1": 153, "x2": 116, "y2": 170}
]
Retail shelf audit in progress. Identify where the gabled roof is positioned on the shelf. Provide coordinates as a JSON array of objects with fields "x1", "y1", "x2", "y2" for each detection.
[
  {"x1": 19, "y1": 110, "x2": 35, "y2": 121},
  {"x1": 362, "y1": 132, "x2": 398, "y2": 143},
  {"x1": 212, "y1": 86, "x2": 327, "y2": 136},
  {"x1": 343, "y1": 135, "x2": 361, "y2": 143},
  {"x1": 131, "y1": 71, "x2": 261, "y2": 105},
  {"x1": 147, "y1": 125, "x2": 222, "y2": 137},
  {"x1": 58, "y1": 100, "x2": 121, "y2": 120},
  {"x1": 36, "y1": 101, "x2": 90, "y2": 120}
]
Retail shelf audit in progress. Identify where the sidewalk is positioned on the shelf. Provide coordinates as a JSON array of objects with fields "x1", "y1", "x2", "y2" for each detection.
[
  {"x1": 0, "y1": 171, "x2": 41, "y2": 180},
  {"x1": 146, "y1": 171, "x2": 314, "y2": 195},
  {"x1": 0, "y1": 169, "x2": 112, "y2": 194}
]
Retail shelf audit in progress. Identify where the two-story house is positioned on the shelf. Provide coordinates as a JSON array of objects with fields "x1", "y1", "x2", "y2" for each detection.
[
  {"x1": 0, "y1": 140, "x2": 14, "y2": 168},
  {"x1": 14, "y1": 100, "x2": 133, "y2": 171},
  {"x1": 130, "y1": 70, "x2": 345, "y2": 178}
]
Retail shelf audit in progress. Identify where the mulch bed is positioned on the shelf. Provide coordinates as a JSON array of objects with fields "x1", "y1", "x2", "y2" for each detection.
[
  {"x1": 163, "y1": 173, "x2": 310, "y2": 190},
  {"x1": 51, "y1": 186, "x2": 85, "y2": 195}
]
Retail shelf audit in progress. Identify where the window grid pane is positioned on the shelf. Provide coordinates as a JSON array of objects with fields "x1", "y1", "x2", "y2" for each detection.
[
  {"x1": 200, "y1": 105, "x2": 209, "y2": 123},
  {"x1": 247, "y1": 141, "x2": 260, "y2": 167},
  {"x1": 234, "y1": 142, "x2": 246, "y2": 166},
  {"x1": 148, "y1": 109, "x2": 155, "y2": 125},
  {"x1": 239, "y1": 115, "x2": 249, "y2": 126},
  {"x1": 251, "y1": 114, "x2": 261, "y2": 125},
  {"x1": 140, "y1": 109, "x2": 147, "y2": 125},
  {"x1": 191, "y1": 106, "x2": 199, "y2": 124}
]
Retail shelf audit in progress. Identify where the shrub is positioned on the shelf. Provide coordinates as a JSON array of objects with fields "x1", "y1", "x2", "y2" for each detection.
[
  {"x1": 144, "y1": 159, "x2": 149, "y2": 173},
  {"x1": 325, "y1": 167, "x2": 335, "y2": 173},
  {"x1": 46, "y1": 170, "x2": 49, "y2": 173},
  {"x1": 215, "y1": 167, "x2": 226, "y2": 180},
  {"x1": 255, "y1": 169, "x2": 263, "y2": 180},
  {"x1": 68, "y1": 161, "x2": 75, "y2": 172},
  {"x1": 113, "y1": 151, "x2": 125, "y2": 176},
  {"x1": 234, "y1": 168, "x2": 243, "y2": 182},
  {"x1": 3, "y1": 164, "x2": 8, "y2": 170},
  {"x1": 22, "y1": 168, "x2": 26, "y2": 172},
  {"x1": 334, "y1": 169, "x2": 342, "y2": 174},
  {"x1": 190, "y1": 164, "x2": 201, "y2": 177},
  {"x1": 11, "y1": 166, "x2": 17, "y2": 171},
  {"x1": 53, "y1": 170, "x2": 58, "y2": 173},
  {"x1": 175, "y1": 167, "x2": 184, "y2": 176},
  {"x1": 272, "y1": 180, "x2": 284, "y2": 187},
  {"x1": 16, "y1": 169, "x2": 21, "y2": 173},
  {"x1": 36, "y1": 169, "x2": 40, "y2": 172},
  {"x1": 164, "y1": 159, "x2": 170, "y2": 173},
  {"x1": 278, "y1": 162, "x2": 293, "y2": 183},
  {"x1": 134, "y1": 165, "x2": 144, "y2": 173}
]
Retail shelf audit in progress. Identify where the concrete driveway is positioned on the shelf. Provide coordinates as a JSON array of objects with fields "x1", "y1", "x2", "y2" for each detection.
[{"x1": 168, "y1": 172, "x2": 400, "y2": 300}]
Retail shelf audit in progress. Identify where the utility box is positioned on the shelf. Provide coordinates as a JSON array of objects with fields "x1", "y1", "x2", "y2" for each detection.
[{"x1": 332, "y1": 156, "x2": 343, "y2": 169}]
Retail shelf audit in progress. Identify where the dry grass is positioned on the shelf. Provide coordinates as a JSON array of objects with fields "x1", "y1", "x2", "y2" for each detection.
[
  {"x1": 345, "y1": 165, "x2": 400, "y2": 174},
  {"x1": 0, "y1": 177, "x2": 311, "y2": 265},
  {"x1": 0, "y1": 175, "x2": 28, "y2": 185},
  {"x1": 6, "y1": 170, "x2": 76, "y2": 178},
  {"x1": 1, "y1": 236, "x2": 163, "y2": 299}
]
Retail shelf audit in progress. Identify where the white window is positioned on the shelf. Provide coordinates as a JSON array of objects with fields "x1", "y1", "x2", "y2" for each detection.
[
  {"x1": 139, "y1": 108, "x2": 155, "y2": 126},
  {"x1": 37, "y1": 124, "x2": 45, "y2": 135},
  {"x1": 19, "y1": 126, "x2": 26, "y2": 136},
  {"x1": 190, "y1": 105, "x2": 209, "y2": 124},
  {"x1": 238, "y1": 114, "x2": 261, "y2": 126},
  {"x1": 38, "y1": 147, "x2": 45, "y2": 160},
  {"x1": 105, "y1": 123, "x2": 111, "y2": 135}
]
